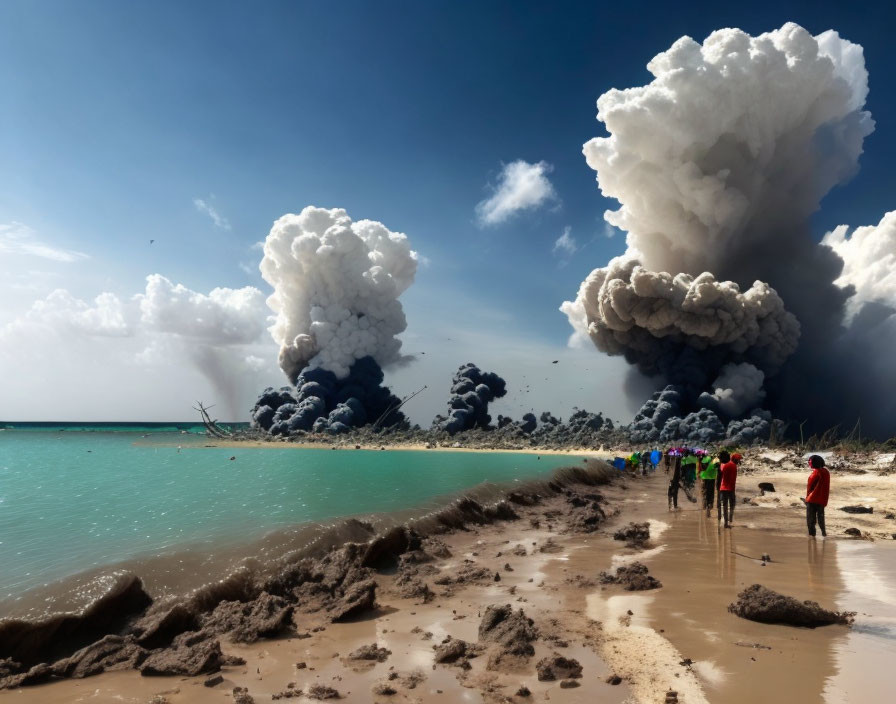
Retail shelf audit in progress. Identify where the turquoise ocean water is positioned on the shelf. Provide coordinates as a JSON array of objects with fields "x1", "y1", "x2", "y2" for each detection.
[{"x1": 0, "y1": 427, "x2": 581, "y2": 606}]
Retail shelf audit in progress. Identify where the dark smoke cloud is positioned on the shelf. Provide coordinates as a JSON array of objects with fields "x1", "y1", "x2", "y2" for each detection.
[
  {"x1": 563, "y1": 23, "x2": 896, "y2": 438},
  {"x1": 629, "y1": 384, "x2": 778, "y2": 445},
  {"x1": 251, "y1": 355, "x2": 407, "y2": 435},
  {"x1": 433, "y1": 363, "x2": 508, "y2": 434}
]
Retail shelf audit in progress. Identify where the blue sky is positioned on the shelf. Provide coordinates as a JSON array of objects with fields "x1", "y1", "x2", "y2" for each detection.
[{"x1": 1, "y1": 1, "x2": 894, "y2": 421}]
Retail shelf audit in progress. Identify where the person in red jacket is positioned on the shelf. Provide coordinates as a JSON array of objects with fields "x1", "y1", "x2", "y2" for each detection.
[
  {"x1": 806, "y1": 454, "x2": 830, "y2": 538},
  {"x1": 718, "y1": 450, "x2": 737, "y2": 528}
]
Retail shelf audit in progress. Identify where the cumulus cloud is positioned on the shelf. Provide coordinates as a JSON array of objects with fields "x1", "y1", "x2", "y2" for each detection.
[
  {"x1": 475, "y1": 160, "x2": 557, "y2": 226},
  {"x1": 138, "y1": 274, "x2": 266, "y2": 343},
  {"x1": 0, "y1": 222, "x2": 88, "y2": 262},
  {"x1": 552, "y1": 226, "x2": 578, "y2": 257},
  {"x1": 0, "y1": 275, "x2": 270, "y2": 418},
  {"x1": 562, "y1": 22, "x2": 893, "y2": 437},
  {"x1": 260, "y1": 206, "x2": 418, "y2": 382},
  {"x1": 24, "y1": 290, "x2": 134, "y2": 336},
  {"x1": 822, "y1": 211, "x2": 896, "y2": 317},
  {"x1": 193, "y1": 197, "x2": 231, "y2": 230}
]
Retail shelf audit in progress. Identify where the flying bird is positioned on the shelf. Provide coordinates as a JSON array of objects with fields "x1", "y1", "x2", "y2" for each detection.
[{"x1": 150, "y1": 239, "x2": 155, "y2": 245}]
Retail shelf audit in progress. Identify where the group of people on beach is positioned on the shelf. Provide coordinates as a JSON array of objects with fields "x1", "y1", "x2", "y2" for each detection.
[
  {"x1": 650, "y1": 447, "x2": 832, "y2": 536},
  {"x1": 661, "y1": 447, "x2": 741, "y2": 528}
]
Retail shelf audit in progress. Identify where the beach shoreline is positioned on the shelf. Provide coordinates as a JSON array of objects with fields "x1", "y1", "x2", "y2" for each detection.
[{"x1": 2, "y1": 453, "x2": 896, "y2": 702}]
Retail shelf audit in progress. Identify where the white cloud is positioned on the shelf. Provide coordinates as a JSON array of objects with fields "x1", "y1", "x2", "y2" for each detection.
[
  {"x1": 475, "y1": 160, "x2": 557, "y2": 226},
  {"x1": 193, "y1": 197, "x2": 231, "y2": 230},
  {"x1": 822, "y1": 211, "x2": 896, "y2": 317},
  {"x1": 602, "y1": 222, "x2": 619, "y2": 238},
  {"x1": 0, "y1": 222, "x2": 88, "y2": 262},
  {"x1": 138, "y1": 274, "x2": 266, "y2": 344},
  {"x1": 0, "y1": 275, "x2": 273, "y2": 419},
  {"x1": 552, "y1": 226, "x2": 578, "y2": 256}
]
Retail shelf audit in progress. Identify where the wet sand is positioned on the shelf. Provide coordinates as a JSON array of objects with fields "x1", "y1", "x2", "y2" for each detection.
[{"x1": 4, "y1": 459, "x2": 896, "y2": 703}]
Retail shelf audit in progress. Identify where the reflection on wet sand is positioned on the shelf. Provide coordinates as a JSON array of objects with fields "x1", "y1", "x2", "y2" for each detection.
[
  {"x1": 634, "y1": 507, "x2": 846, "y2": 704},
  {"x1": 824, "y1": 541, "x2": 896, "y2": 702}
]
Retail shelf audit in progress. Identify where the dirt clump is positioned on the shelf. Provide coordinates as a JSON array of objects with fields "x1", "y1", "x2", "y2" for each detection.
[
  {"x1": 202, "y1": 592, "x2": 294, "y2": 643},
  {"x1": 599, "y1": 562, "x2": 662, "y2": 591},
  {"x1": 307, "y1": 684, "x2": 340, "y2": 699},
  {"x1": 563, "y1": 490, "x2": 608, "y2": 533},
  {"x1": 0, "y1": 574, "x2": 152, "y2": 670},
  {"x1": 728, "y1": 584, "x2": 854, "y2": 627},
  {"x1": 393, "y1": 575, "x2": 434, "y2": 602},
  {"x1": 132, "y1": 603, "x2": 200, "y2": 650},
  {"x1": 51, "y1": 634, "x2": 148, "y2": 679},
  {"x1": 478, "y1": 604, "x2": 538, "y2": 669},
  {"x1": 535, "y1": 654, "x2": 582, "y2": 681},
  {"x1": 346, "y1": 643, "x2": 391, "y2": 667},
  {"x1": 433, "y1": 636, "x2": 480, "y2": 665},
  {"x1": 138, "y1": 632, "x2": 225, "y2": 676},
  {"x1": 233, "y1": 687, "x2": 256, "y2": 704},
  {"x1": 840, "y1": 505, "x2": 873, "y2": 514},
  {"x1": 613, "y1": 522, "x2": 650, "y2": 548},
  {"x1": 372, "y1": 681, "x2": 397, "y2": 695}
]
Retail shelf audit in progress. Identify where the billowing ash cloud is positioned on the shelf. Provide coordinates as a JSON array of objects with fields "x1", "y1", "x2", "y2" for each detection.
[
  {"x1": 698, "y1": 363, "x2": 766, "y2": 417},
  {"x1": 250, "y1": 355, "x2": 407, "y2": 435},
  {"x1": 433, "y1": 363, "x2": 508, "y2": 434},
  {"x1": 261, "y1": 206, "x2": 418, "y2": 383},
  {"x1": 562, "y1": 258, "x2": 799, "y2": 382},
  {"x1": 563, "y1": 22, "x2": 896, "y2": 439}
]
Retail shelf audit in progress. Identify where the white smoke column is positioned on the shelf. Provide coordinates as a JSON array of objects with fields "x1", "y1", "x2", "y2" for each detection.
[
  {"x1": 701, "y1": 362, "x2": 766, "y2": 417},
  {"x1": 261, "y1": 206, "x2": 418, "y2": 383},
  {"x1": 563, "y1": 23, "x2": 876, "y2": 427},
  {"x1": 583, "y1": 23, "x2": 872, "y2": 279},
  {"x1": 822, "y1": 211, "x2": 896, "y2": 318}
]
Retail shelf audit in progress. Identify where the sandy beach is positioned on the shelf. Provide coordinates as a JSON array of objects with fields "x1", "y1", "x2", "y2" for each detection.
[{"x1": 2, "y1": 452, "x2": 895, "y2": 703}]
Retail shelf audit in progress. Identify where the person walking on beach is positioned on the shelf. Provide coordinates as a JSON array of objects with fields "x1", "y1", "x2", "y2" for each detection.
[
  {"x1": 718, "y1": 450, "x2": 737, "y2": 528},
  {"x1": 664, "y1": 449, "x2": 672, "y2": 473},
  {"x1": 699, "y1": 451, "x2": 719, "y2": 517},
  {"x1": 805, "y1": 454, "x2": 830, "y2": 538},
  {"x1": 668, "y1": 453, "x2": 682, "y2": 510}
]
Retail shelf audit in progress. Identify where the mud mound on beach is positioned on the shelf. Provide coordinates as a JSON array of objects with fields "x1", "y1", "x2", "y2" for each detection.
[
  {"x1": 478, "y1": 604, "x2": 538, "y2": 669},
  {"x1": 0, "y1": 461, "x2": 619, "y2": 691},
  {"x1": 613, "y1": 522, "x2": 650, "y2": 548},
  {"x1": 728, "y1": 585, "x2": 854, "y2": 627},
  {"x1": 599, "y1": 562, "x2": 661, "y2": 591}
]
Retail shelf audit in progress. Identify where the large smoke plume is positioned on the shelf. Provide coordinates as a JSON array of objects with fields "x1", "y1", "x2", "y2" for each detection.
[
  {"x1": 563, "y1": 23, "x2": 896, "y2": 440},
  {"x1": 433, "y1": 363, "x2": 508, "y2": 434},
  {"x1": 252, "y1": 207, "x2": 417, "y2": 435},
  {"x1": 261, "y1": 206, "x2": 417, "y2": 384}
]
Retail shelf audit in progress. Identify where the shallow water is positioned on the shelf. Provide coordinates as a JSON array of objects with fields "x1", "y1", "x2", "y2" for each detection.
[
  {"x1": 824, "y1": 540, "x2": 896, "y2": 702},
  {"x1": 595, "y1": 497, "x2": 896, "y2": 704},
  {"x1": 0, "y1": 430, "x2": 581, "y2": 607}
]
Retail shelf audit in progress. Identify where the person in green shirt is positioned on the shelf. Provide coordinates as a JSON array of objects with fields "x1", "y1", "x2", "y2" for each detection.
[
  {"x1": 681, "y1": 451, "x2": 697, "y2": 489},
  {"x1": 698, "y1": 452, "x2": 719, "y2": 517}
]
